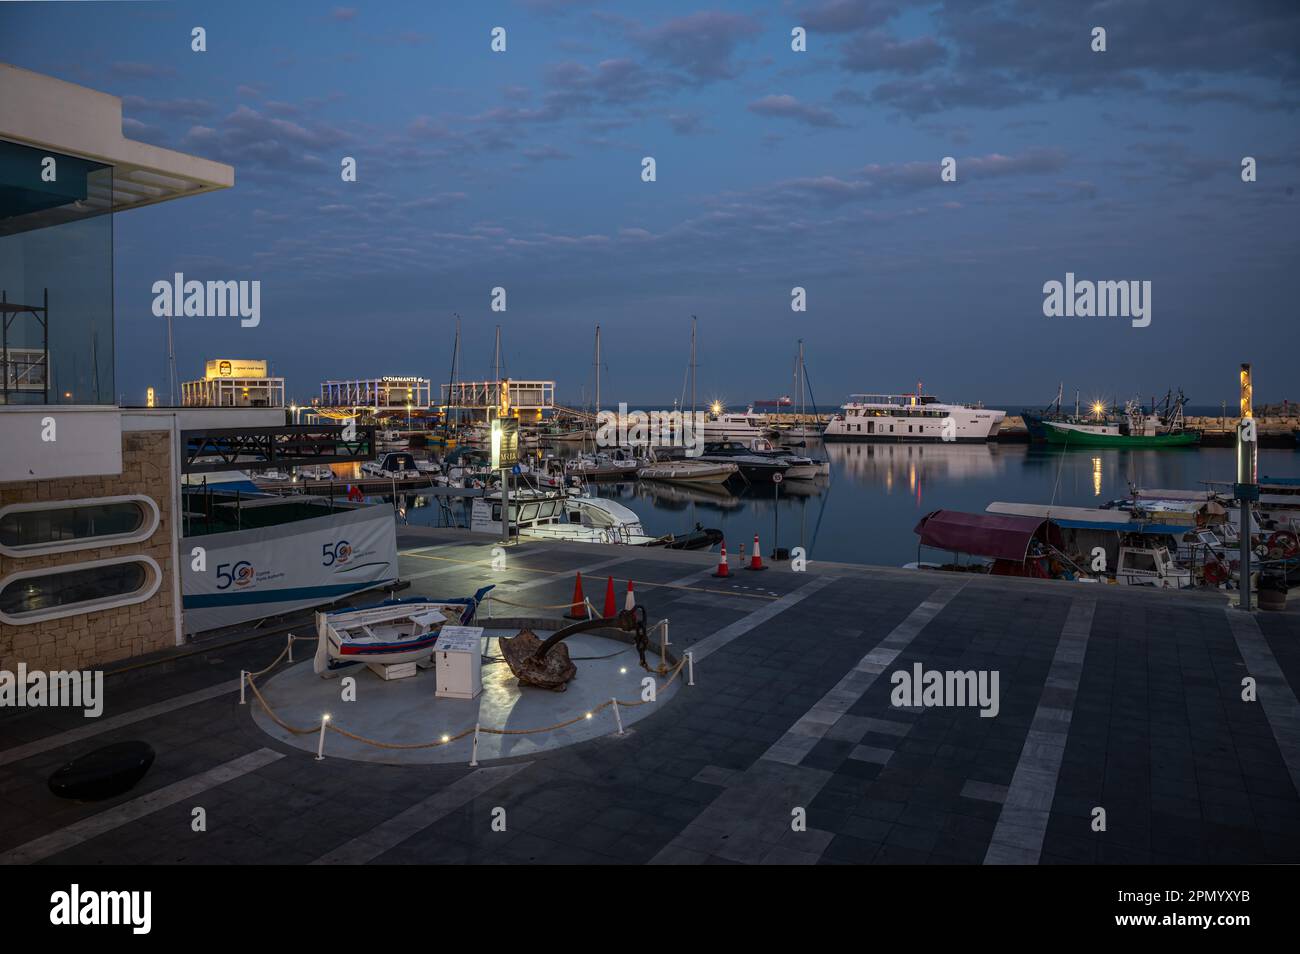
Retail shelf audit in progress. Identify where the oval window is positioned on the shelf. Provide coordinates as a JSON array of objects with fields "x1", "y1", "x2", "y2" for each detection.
[
  {"x1": 0, "y1": 557, "x2": 160, "y2": 624},
  {"x1": 0, "y1": 496, "x2": 159, "y2": 556}
]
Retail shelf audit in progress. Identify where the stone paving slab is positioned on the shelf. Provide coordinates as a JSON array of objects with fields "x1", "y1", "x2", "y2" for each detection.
[{"x1": 2, "y1": 532, "x2": 1299, "y2": 865}]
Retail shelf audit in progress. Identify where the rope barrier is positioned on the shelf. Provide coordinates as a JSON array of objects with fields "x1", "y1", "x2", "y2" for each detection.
[{"x1": 240, "y1": 617, "x2": 693, "y2": 761}]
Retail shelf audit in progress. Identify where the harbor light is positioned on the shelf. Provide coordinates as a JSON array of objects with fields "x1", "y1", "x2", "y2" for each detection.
[
  {"x1": 1091, "y1": 401, "x2": 1104, "y2": 419},
  {"x1": 710, "y1": 400, "x2": 723, "y2": 416}
]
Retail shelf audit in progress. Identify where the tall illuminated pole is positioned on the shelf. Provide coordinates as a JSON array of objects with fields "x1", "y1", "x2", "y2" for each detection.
[{"x1": 1236, "y1": 363, "x2": 1257, "y2": 611}]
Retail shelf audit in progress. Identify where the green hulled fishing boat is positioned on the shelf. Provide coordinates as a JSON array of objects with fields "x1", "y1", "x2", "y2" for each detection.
[{"x1": 1042, "y1": 421, "x2": 1201, "y2": 447}]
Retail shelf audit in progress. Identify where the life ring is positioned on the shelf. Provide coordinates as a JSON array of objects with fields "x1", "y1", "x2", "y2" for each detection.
[
  {"x1": 1267, "y1": 530, "x2": 1299, "y2": 558},
  {"x1": 1203, "y1": 561, "x2": 1228, "y2": 585}
]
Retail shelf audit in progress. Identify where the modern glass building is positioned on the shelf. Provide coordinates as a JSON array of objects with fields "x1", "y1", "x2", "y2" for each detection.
[
  {"x1": 0, "y1": 137, "x2": 114, "y2": 405},
  {"x1": 0, "y1": 63, "x2": 234, "y2": 670}
]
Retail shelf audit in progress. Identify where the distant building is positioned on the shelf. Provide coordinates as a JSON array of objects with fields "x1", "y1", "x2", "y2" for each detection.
[
  {"x1": 441, "y1": 379, "x2": 555, "y2": 423},
  {"x1": 320, "y1": 376, "x2": 431, "y2": 413},
  {"x1": 182, "y1": 358, "x2": 284, "y2": 408}
]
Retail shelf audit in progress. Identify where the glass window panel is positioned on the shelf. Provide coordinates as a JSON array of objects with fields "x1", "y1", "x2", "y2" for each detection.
[
  {"x1": 1, "y1": 561, "x2": 149, "y2": 617},
  {"x1": 1, "y1": 501, "x2": 146, "y2": 548}
]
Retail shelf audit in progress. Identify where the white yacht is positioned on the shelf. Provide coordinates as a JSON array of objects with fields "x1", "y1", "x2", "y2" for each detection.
[
  {"x1": 822, "y1": 393, "x2": 1005, "y2": 443},
  {"x1": 469, "y1": 489, "x2": 662, "y2": 545},
  {"x1": 700, "y1": 407, "x2": 777, "y2": 441}
]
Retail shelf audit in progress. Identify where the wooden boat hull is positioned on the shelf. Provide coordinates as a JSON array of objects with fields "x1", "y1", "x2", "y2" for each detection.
[
  {"x1": 313, "y1": 588, "x2": 493, "y2": 675},
  {"x1": 1042, "y1": 423, "x2": 1201, "y2": 448}
]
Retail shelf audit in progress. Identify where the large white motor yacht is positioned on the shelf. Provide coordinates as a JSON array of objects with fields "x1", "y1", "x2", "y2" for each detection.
[{"x1": 822, "y1": 392, "x2": 1005, "y2": 443}]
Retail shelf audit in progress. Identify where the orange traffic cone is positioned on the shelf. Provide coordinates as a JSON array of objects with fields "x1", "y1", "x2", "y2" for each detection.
[
  {"x1": 602, "y1": 575, "x2": 618, "y2": 617},
  {"x1": 713, "y1": 540, "x2": 731, "y2": 578},
  {"x1": 624, "y1": 579, "x2": 636, "y2": 611},
  {"x1": 565, "y1": 572, "x2": 587, "y2": 619},
  {"x1": 747, "y1": 533, "x2": 767, "y2": 571}
]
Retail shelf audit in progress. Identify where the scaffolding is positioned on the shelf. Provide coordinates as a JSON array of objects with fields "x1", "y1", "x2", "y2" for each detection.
[{"x1": 0, "y1": 288, "x2": 48, "y2": 404}]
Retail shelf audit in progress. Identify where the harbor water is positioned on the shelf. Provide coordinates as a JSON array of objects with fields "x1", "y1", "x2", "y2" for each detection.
[{"x1": 397, "y1": 441, "x2": 1298, "y2": 567}]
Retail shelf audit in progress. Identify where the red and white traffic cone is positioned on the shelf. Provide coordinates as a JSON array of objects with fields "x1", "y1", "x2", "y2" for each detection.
[
  {"x1": 624, "y1": 579, "x2": 636, "y2": 611},
  {"x1": 747, "y1": 533, "x2": 767, "y2": 571},
  {"x1": 602, "y1": 575, "x2": 618, "y2": 617},
  {"x1": 713, "y1": 540, "x2": 731, "y2": 578},
  {"x1": 565, "y1": 572, "x2": 587, "y2": 620}
]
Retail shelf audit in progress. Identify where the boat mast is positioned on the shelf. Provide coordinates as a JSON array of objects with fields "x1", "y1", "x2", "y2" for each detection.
[
  {"x1": 445, "y1": 314, "x2": 461, "y2": 437},
  {"x1": 690, "y1": 315, "x2": 697, "y2": 416},
  {"x1": 594, "y1": 323, "x2": 601, "y2": 415}
]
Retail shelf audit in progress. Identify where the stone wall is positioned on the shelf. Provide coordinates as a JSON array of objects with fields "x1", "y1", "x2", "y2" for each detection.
[{"x1": 0, "y1": 428, "x2": 177, "y2": 671}]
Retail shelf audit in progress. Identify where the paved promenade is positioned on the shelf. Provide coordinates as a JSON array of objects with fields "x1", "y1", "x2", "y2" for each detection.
[{"x1": 2, "y1": 528, "x2": 1298, "y2": 865}]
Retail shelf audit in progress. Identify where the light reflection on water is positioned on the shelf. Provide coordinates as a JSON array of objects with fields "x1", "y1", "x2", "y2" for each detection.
[{"x1": 398, "y1": 441, "x2": 1297, "y2": 566}]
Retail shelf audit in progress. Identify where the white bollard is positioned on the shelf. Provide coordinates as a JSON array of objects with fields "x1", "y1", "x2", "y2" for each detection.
[
  {"x1": 469, "y1": 723, "x2": 480, "y2": 767},
  {"x1": 316, "y1": 714, "x2": 330, "y2": 761},
  {"x1": 239, "y1": 671, "x2": 247, "y2": 704},
  {"x1": 287, "y1": 633, "x2": 294, "y2": 663},
  {"x1": 611, "y1": 698, "x2": 624, "y2": 735},
  {"x1": 686, "y1": 651, "x2": 695, "y2": 687}
]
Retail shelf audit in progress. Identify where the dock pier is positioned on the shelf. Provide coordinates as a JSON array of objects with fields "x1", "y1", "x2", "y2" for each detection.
[{"x1": 4, "y1": 528, "x2": 1297, "y2": 865}]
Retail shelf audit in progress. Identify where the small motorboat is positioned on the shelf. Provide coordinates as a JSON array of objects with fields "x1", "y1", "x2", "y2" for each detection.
[
  {"x1": 313, "y1": 587, "x2": 494, "y2": 676},
  {"x1": 637, "y1": 458, "x2": 739, "y2": 485}
]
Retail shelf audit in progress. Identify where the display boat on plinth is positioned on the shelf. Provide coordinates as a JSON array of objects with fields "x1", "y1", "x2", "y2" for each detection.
[{"x1": 313, "y1": 587, "x2": 494, "y2": 676}]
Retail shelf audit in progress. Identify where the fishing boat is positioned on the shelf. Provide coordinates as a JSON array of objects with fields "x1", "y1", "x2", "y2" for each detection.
[
  {"x1": 1042, "y1": 394, "x2": 1200, "y2": 447},
  {"x1": 312, "y1": 588, "x2": 494, "y2": 676},
  {"x1": 823, "y1": 389, "x2": 1005, "y2": 442}
]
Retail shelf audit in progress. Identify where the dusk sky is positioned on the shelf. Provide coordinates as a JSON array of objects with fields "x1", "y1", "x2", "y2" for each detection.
[{"x1": 2, "y1": 0, "x2": 1297, "y2": 410}]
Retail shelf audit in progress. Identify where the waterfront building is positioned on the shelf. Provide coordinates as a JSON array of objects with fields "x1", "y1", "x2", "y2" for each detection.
[
  {"x1": 320, "y1": 376, "x2": 431, "y2": 414},
  {"x1": 0, "y1": 65, "x2": 237, "y2": 671},
  {"x1": 182, "y1": 358, "x2": 285, "y2": 408},
  {"x1": 441, "y1": 379, "x2": 555, "y2": 423}
]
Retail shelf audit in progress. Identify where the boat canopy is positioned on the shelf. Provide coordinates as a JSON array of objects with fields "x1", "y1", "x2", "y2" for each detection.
[
  {"x1": 914, "y1": 509, "x2": 1061, "y2": 562},
  {"x1": 986, "y1": 502, "x2": 1189, "y2": 536}
]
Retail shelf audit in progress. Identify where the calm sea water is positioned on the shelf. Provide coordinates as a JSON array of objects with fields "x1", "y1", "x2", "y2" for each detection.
[{"x1": 399, "y1": 442, "x2": 1298, "y2": 566}]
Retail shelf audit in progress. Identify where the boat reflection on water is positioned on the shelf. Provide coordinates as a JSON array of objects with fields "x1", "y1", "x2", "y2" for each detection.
[{"x1": 826, "y1": 440, "x2": 1009, "y2": 486}]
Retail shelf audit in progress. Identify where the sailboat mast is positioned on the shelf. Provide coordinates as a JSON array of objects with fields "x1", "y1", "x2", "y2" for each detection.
[
  {"x1": 690, "y1": 315, "x2": 697, "y2": 416},
  {"x1": 594, "y1": 324, "x2": 601, "y2": 415}
]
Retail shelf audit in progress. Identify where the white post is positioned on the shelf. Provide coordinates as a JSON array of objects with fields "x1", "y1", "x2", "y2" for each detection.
[
  {"x1": 287, "y1": 633, "x2": 294, "y2": 663},
  {"x1": 611, "y1": 698, "x2": 624, "y2": 735},
  {"x1": 315, "y1": 715, "x2": 330, "y2": 761},
  {"x1": 239, "y1": 671, "x2": 247, "y2": 704},
  {"x1": 661, "y1": 620, "x2": 670, "y2": 675},
  {"x1": 686, "y1": 651, "x2": 695, "y2": 687},
  {"x1": 470, "y1": 723, "x2": 480, "y2": 767}
]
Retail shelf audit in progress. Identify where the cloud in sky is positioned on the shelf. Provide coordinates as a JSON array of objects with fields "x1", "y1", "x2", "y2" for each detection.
[{"x1": 3, "y1": 0, "x2": 1296, "y2": 403}]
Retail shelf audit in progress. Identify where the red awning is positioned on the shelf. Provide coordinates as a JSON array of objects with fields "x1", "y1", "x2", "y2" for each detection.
[{"x1": 913, "y1": 509, "x2": 1059, "y2": 563}]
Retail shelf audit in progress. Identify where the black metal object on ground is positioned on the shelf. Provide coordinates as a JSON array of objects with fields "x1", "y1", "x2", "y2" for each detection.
[{"x1": 48, "y1": 741, "x2": 155, "y2": 801}]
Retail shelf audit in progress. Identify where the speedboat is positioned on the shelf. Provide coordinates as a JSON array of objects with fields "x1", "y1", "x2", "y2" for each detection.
[
  {"x1": 698, "y1": 441, "x2": 790, "y2": 483},
  {"x1": 312, "y1": 588, "x2": 494, "y2": 676},
  {"x1": 361, "y1": 452, "x2": 421, "y2": 479},
  {"x1": 637, "y1": 458, "x2": 739, "y2": 484},
  {"x1": 565, "y1": 451, "x2": 640, "y2": 480}
]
